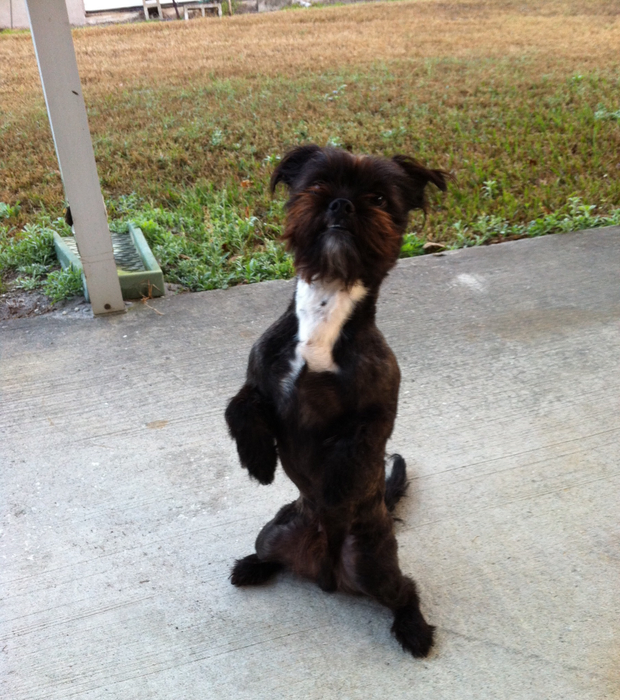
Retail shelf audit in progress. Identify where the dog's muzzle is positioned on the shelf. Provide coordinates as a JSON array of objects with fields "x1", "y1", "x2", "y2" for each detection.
[{"x1": 319, "y1": 228, "x2": 361, "y2": 285}]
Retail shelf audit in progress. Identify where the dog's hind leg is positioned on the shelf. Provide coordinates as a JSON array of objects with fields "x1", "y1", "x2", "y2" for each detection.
[
  {"x1": 388, "y1": 575, "x2": 435, "y2": 658},
  {"x1": 354, "y1": 525, "x2": 434, "y2": 658},
  {"x1": 230, "y1": 500, "x2": 309, "y2": 587},
  {"x1": 230, "y1": 554, "x2": 283, "y2": 586},
  {"x1": 316, "y1": 508, "x2": 350, "y2": 592}
]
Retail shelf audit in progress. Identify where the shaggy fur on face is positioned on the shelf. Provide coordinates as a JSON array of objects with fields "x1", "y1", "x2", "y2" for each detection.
[
  {"x1": 225, "y1": 145, "x2": 448, "y2": 658},
  {"x1": 272, "y1": 145, "x2": 447, "y2": 289}
]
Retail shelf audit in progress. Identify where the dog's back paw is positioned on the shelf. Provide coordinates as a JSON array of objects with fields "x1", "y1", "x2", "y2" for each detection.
[
  {"x1": 230, "y1": 554, "x2": 283, "y2": 587},
  {"x1": 391, "y1": 605, "x2": 435, "y2": 658}
]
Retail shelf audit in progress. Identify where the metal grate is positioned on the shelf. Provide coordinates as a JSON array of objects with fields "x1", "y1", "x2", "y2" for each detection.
[
  {"x1": 111, "y1": 232, "x2": 146, "y2": 271},
  {"x1": 63, "y1": 233, "x2": 145, "y2": 272}
]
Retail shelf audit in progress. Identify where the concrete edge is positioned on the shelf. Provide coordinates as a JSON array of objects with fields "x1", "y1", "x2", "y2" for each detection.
[{"x1": 2, "y1": 226, "x2": 618, "y2": 332}]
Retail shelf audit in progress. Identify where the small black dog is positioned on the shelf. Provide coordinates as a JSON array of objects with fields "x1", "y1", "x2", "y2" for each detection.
[{"x1": 225, "y1": 145, "x2": 448, "y2": 657}]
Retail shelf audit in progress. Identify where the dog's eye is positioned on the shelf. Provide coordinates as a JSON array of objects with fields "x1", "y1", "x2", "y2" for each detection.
[
  {"x1": 370, "y1": 194, "x2": 386, "y2": 207},
  {"x1": 309, "y1": 183, "x2": 323, "y2": 193}
]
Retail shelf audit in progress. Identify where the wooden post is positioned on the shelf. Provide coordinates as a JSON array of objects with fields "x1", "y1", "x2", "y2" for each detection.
[{"x1": 25, "y1": 0, "x2": 125, "y2": 316}]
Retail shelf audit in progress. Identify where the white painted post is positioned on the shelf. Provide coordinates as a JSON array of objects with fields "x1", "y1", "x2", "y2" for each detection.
[{"x1": 25, "y1": 0, "x2": 125, "y2": 315}]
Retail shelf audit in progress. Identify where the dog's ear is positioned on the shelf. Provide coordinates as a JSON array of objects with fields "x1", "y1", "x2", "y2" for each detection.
[
  {"x1": 270, "y1": 144, "x2": 323, "y2": 193},
  {"x1": 391, "y1": 155, "x2": 450, "y2": 212}
]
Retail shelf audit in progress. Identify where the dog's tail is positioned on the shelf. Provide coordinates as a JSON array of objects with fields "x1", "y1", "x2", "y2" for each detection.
[{"x1": 385, "y1": 454, "x2": 409, "y2": 512}]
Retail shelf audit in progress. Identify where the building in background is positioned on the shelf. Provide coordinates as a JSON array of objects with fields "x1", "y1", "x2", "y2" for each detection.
[
  {"x1": 1, "y1": 0, "x2": 86, "y2": 28},
  {"x1": 1, "y1": 0, "x2": 297, "y2": 31},
  {"x1": 0, "y1": 0, "x2": 213, "y2": 29}
]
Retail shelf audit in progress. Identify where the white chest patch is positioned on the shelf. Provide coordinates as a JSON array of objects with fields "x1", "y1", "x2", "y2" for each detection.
[{"x1": 291, "y1": 278, "x2": 367, "y2": 377}]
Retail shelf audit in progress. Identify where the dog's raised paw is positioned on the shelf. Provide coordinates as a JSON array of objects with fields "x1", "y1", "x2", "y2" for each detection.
[
  {"x1": 391, "y1": 606, "x2": 435, "y2": 658},
  {"x1": 230, "y1": 554, "x2": 282, "y2": 587}
]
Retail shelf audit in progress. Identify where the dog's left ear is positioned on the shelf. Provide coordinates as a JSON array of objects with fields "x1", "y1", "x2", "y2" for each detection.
[
  {"x1": 392, "y1": 155, "x2": 450, "y2": 212},
  {"x1": 270, "y1": 144, "x2": 323, "y2": 193}
]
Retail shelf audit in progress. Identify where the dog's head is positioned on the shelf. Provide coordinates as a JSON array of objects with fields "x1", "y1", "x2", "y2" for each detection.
[{"x1": 271, "y1": 145, "x2": 449, "y2": 289}]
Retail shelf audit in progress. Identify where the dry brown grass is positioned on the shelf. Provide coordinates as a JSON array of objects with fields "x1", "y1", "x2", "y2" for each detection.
[
  {"x1": 2, "y1": 0, "x2": 619, "y2": 111},
  {"x1": 1, "y1": 0, "x2": 619, "y2": 246}
]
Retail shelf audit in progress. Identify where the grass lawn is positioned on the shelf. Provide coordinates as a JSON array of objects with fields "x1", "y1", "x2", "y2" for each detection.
[{"x1": 1, "y1": 0, "x2": 619, "y2": 300}]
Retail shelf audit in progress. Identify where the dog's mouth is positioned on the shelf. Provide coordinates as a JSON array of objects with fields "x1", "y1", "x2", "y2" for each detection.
[{"x1": 314, "y1": 228, "x2": 361, "y2": 286}]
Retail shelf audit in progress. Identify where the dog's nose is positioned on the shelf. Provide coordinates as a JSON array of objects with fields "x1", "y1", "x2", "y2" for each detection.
[{"x1": 328, "y1": 198, "x2": 355, "y2": 216}]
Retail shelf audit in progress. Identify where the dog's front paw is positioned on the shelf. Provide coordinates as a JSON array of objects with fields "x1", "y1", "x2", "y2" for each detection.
[
  {"x1": 225, "y1": 387, "x2": 278, "y2": 485},
  {"x1": 230, "y1": 554, "x2": 282, "y2": 587},
  {"x1": 242, "y1": 445, "x2": 277, "y2": 485},
  {"x1": 391, "y1": 606, "x2": 435, "y2": 658}
]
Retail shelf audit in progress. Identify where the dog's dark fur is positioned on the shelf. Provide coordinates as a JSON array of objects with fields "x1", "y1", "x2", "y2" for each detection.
[{"x1": 225, "y1": 145, "x2": 448, "y2": 657}]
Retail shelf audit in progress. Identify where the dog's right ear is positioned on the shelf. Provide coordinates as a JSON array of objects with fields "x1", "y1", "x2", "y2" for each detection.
[{"x1": 270, "y1": 144, "x2": 323, "y2": 193}]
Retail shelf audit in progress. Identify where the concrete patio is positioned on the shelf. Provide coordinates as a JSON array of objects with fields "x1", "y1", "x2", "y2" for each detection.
[{"x1": 1, "y1": 227, "x2": 619, "y2": 699}]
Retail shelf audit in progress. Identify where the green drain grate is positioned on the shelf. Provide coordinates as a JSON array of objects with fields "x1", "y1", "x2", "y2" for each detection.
[{"x1": 53, "y1": 223, "x2": 165, "y2": 301}]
